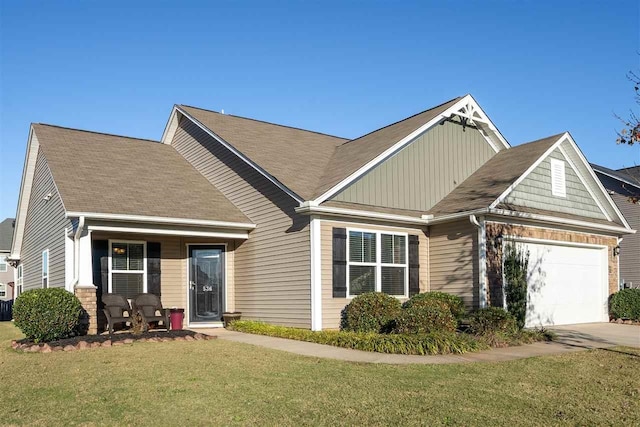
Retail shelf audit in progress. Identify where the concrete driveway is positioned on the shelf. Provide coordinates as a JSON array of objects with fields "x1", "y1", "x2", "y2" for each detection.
[{"x1": 550, "y1": 323, "x2": 640, "y2": 349}]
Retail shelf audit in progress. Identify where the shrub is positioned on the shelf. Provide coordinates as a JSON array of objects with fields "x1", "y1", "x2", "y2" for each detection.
[
  {"x1": 13, "y1": 288, "x2": 83, "y2": 343},
  {"x1": 468, "y1": 307, "x2": 517, "y2": 336},
  {"x1": 503, "y1": 244, "x2": 529, "y2": 329},
  {"x1": 229, "y1": 320, "x2": 488, "y2": 355},
  {"x1": 403, "y1": 292, "x2": 466, "y2": 319},
  {"x1": 340, "y1": 292, "x2": 402, "y2": 333},
  {"x1": 393, "y1": 299, "x2": 457, "y2": 334},
  {"x1": 609, "y1": 289, "x2": 640, "y2": 320}
]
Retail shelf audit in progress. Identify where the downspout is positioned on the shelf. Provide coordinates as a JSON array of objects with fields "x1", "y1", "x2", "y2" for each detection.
[
  {"x1": 470, "y1": 215, "x2": 487, "y2": 308},
  {"x1": 70, "y1": 216, "x2": 85, "y2": 289}
]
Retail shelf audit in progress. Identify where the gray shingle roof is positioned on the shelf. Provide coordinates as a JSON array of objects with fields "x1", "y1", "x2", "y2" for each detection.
[
  {"x1": 180, "y1": 97, "x2": 462, "y2": 200},
  {"x1": 0, "y1": 218, "x2": 14, "y2": 251},
  {"x1": 33, "y1": 124, "x2": 251, "y2": 224}
]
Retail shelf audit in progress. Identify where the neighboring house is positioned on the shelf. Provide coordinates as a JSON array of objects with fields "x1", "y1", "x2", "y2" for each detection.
[
  {"x1": 0, "y1": 218, "x2": 16, "y2": 301},
  {"x1": 592, "y1": 164, "x2": 640, "y2": 288},
  {"x1": 9, "y1": 94, "x2": 634, "y2": 333}
]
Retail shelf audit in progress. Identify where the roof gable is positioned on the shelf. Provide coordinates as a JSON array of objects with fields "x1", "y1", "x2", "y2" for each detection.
[
  {"x1": 0, "y1": 218, "x2": 14, "y2": 251},
  {"x1": 32, "y1": 124, "x2": 250, "y2": 224}
]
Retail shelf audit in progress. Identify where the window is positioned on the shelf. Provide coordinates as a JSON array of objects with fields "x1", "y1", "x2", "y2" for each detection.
[
  {"x1": 109, "y1": 241, "x2": 146, "y2": 299},
  {"x1": 550, "y1": 158, "x2": 566, "y2": 197},
  {"x1": 0, "y1": 283, "x2": 5, "y2": 298},
  {"x1": 16, "y1": 264, "x2": 23, "y2": 297},
  {"x1": 42, "y1": 250, "x2": 49, "y2": 288},
  {"x1": 347, "y1": 229, "x2": 408, "y2": 297},
  {"x1": 0, "y1": 256, "x2": 7, "y2": 272}
]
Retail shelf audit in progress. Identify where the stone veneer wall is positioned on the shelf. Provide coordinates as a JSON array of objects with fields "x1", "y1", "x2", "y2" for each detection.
[
  {"x1": 75, "y1": 286, "x2": 98, "y2": 335},
  {"x1": 485, "y1": 222, "x2": 618, "y2": 307}
]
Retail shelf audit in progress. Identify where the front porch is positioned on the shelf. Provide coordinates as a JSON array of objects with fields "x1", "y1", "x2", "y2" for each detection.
[{"x1": 69, "y1": 218, "x2": 253, "y2": 334}]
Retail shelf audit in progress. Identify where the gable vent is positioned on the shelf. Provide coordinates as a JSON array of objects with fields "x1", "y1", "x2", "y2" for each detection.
[{"x1": 550, "y1": 158, "x2": 566, "y2": 197}]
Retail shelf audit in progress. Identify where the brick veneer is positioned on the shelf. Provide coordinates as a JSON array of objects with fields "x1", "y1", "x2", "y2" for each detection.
[
  {"x1": 485, "y1": 222, "x2": 618, "y2": 307},
  {"x1": 75, "y1": 286, "x2": 98, "y2": 335}
]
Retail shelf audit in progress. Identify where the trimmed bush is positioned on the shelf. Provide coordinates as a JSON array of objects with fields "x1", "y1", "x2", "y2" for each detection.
[
  {"x1": 393, "y1": 299, "x2": 457, "y2": 334},
  {"x1": 468, "y1": 307, "x2": 517, "y2": 336},
  {"x1": 403, "y1": 292, "x2": 466, "y2": 319},
  {"x1": 13, "y1": 288, "x2": 83, "y2": 343},
  {"x1": 340, "y1": 292, "x2": 402, "y2": 333},
  {"x1": 609, "y1": 289, "x2": 640, "y2": 320},
  {"x1": 230, "y1": 320, "x2": 487, "y2": 355}
]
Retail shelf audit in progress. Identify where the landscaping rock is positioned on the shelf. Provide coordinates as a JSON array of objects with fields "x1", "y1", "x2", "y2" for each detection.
[
  {"x1": 29, "y1": 345, "x2": 41, "y2": 352},
  {"x1": 123, "y1": 338, "x2": 134, "y2": 344},
  {"x1": 41, "y1": 344, "x2": 52, "y2": 353},
  {"x1": 11, "y1": 340, "x2": 19, "y2": 350},
  {"x1": 184, "y1": 335, "x2": 194, "y2": 341},
  {"x1": 136, "y1": 338, "x2": 147, "y2": 343},
  {"x1": 174, "y1": 336, "x2": 186, "y2": 341},
  {"x1": 63, "y1": 345, "x2": 76, "y2": 352},
  {"x1": 52, "y1": 346, "x2": 63, "y2": 352},
  {"x1": 77, "y1": 341, "x2": 89, "y2": 350},
  {"x1": 112, "y1": 341, "x2": 125, "y2": 346},
  {"x1": 102, "y1": 340, "x2": 112, "y2": 347},
  {"x1": 91, "y1": 342, "x2": 102, "y2": 349},
  {"x1": 193, "y1": 334, "x2": 205, "y2": 340}
]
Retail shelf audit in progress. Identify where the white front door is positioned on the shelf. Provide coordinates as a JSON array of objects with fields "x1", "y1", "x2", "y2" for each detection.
[{"x1": 521, "y1": 242, "x2": 608, "y2": 327}]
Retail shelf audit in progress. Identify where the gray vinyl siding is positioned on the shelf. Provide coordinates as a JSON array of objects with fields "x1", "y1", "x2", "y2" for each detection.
[
  {"x1": 171, "y1": 117, "x2": 311, "y2": 328},
  {"x1": 428, "y1": 220, "x2": 478, "y2": 309},
  {"x1": 331, "y1": 120, "x2": 496, "y2": 211},
  {"x1": 613, "y1": 194, "x2": 640, "y2": 287},
  {"x1": 504, "y1": 148, "x2": 607, "y2": 220},
  {"x1": 20, "y1": 149, "x2": 70, "y2": 291}
]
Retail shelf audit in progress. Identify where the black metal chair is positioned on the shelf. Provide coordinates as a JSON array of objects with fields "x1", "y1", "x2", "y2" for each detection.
[{"x1": 102, "y1": 293, "x2": 134, "y2": 334}]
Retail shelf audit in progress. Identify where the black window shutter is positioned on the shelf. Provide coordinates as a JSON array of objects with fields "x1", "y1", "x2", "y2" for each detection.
[
  {"x1": 91, "y1": 240, "x2": 109, "y2": 297},
  {"x1": 408, "y1": 235, "x2": 420, "y2": 297},
  {"x1": 147, "y1": 242, "x2": 162, "y2": 297},
  {"x1": 332, "y1": 228, "x2": 347, "y2": 298}
]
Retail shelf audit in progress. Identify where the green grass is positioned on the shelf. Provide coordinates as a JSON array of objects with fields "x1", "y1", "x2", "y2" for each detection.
[{"x1": 0, "y1": 322, "x2": 639, "y2": 426}]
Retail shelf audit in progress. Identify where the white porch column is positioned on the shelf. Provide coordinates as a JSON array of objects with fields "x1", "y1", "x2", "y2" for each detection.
[
  {"x1": 78, "y1": 229, "x2": 93, "y2": 287},
  {"x1": 75, "y1": 229, "x2": 98, "y2": 335}
]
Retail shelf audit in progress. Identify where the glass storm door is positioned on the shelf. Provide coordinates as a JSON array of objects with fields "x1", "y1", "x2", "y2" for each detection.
[{"x1": 189, "y1": 246, "x2": 225, "y2": 323}]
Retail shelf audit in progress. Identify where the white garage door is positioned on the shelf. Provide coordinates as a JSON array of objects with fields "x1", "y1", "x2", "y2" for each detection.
[{"x1": 517, "y1": 241, "x2": 608, "y2": 327}]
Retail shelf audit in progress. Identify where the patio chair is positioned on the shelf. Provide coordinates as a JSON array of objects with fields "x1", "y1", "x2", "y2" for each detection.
[
  {"x1": 102, "y1": 293, "x2": 134, "y2": 335},
  {"x1": 133, "y1": 293, "x2": 170, "y2": 331}
]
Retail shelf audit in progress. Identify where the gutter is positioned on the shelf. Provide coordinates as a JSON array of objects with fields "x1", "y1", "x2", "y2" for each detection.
[
  {"x1": 295, "y1": 204, "x2": 634, "y2": 235},
  {"x1": 65, "y1": 211, "x2": 256, "y2": 230}
]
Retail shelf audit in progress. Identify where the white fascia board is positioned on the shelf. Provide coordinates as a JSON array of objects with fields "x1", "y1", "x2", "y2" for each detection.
[
  {"x1": 560, "y1": 134, "x2": 632, "y2": 229},
  {"x1": 66, "y1": 211, "x2": 256, "y2": 230},
  {"x1": 490, "y1": 133, "x2": 568, "y2": 209},
  {"x1": 160, "y1": 105, "x2": 181, "y2": 144},
  {"x1": 592, "y1": 166, "x2": 640, "y2": 190},
  {"x1": 10, "y1": 126, "x2": 40, "y2": 260},
  {"x1": 312, "y1": 94, "x2": 510, "y2": 205},
  {"x1": 487, "y1": 208, "x2": 635, "y2": 235},
  {"x1": 86, "y1": 225, "x2": 249, "y2": 240},
  {"x1": 175, "y1": 106, "x2": 304, "y2": 204},
  {"x1": 296, "y1": 205, "x2": 429, "y2": 226}
]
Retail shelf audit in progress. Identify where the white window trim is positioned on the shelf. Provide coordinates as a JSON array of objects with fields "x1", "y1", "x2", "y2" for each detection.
[
  {"x1": 346, "y1": 228, "x2": 409, "y2": 298},
  {"x1": 108, "y1": 240, "x2": 147, "y2": 296},
  {"x1": 550, "y1": 158, "x2": 567, "y2": 197},
  {"x1": 0, "y1": 255, "x2": 7, "y2": 273},
  {"x1": 42, "y1": 249, "x2": 49, "y2": 288},
  {"x1": 0, "y1": 282, "x2": 6, "y2": 297},
  {"x1": 16, "y1": 264, "x2": 23, "y2": 297}
]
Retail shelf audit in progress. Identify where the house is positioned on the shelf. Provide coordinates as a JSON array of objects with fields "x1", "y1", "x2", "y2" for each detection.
[
  {"x1": 0, "y1": 218, "x2": 16, "y2": 301},
  {"x1": 9, "y1": 95, "x2": 634, "y2": 333},
  {"x1": 592, "y1": 164, "x2": 640, "y2": 288}
]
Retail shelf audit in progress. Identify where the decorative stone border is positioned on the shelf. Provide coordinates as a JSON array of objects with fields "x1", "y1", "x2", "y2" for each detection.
[
  {"x1": 610, "y1": 318, "x2": 640, "y2": 325},
  {"x1": 11, "y1": 333, "x2": 216, "y2": 353}
]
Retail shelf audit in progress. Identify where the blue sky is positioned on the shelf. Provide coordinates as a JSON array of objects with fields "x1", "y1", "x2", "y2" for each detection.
[{"x1": 0, "y1": 0, "x2": 638, "y2": 220}]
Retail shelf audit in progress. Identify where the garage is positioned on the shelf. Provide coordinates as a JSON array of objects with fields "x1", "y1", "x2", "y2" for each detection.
[{"x1": 515, "y1": 240, "x2": 609, "y2": 327}]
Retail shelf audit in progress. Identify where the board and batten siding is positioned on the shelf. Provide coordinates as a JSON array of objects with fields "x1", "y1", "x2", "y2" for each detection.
[
  {"x1": 171, "y1": 117, "x2": 311, "y2": 328},
  {"x1": 428, "y1": 219, "x2": 479, "y2": 309},
  {"x1": 320, "y1": 219, "x2": 429, "y2": 329},
  {"x1": 331, "y1": 120, "x2": 496, "y2": 211},
  {"x1": 503, "y1": 146, "x2": 607, "y2": 220},
  {"x1": 612, "y1": 194, "x2": 640, "y2": 287},
  {"x1": 90, "y1": 233, "x2": 237, "y2": 319},
  {"x1": 20, "y1": 149, "x2": 71, "y2": 291}
]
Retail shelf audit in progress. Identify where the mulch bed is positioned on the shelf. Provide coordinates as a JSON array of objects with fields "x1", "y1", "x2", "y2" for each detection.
[{"x1": 11, "y1": 329, "x2": 216, "y2": 353}]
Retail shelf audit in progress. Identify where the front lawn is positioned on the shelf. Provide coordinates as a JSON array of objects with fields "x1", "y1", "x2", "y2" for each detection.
[{"x1": 0, "y1": 322, "x2": 638, "y2": 426}]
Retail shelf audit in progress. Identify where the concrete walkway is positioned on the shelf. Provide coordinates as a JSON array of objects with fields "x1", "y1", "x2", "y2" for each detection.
[{"x1": 195, "y1": 323, "x2": 639, "y2": 365}]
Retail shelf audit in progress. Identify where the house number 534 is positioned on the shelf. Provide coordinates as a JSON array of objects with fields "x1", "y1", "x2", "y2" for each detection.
[{"x1": 202, "y1": 285, "x2": 213, "y2": 292}]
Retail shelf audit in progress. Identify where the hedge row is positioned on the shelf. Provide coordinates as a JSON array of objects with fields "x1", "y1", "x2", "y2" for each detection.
[{"x1": 228, "y1": 320, "x2": 488, "y2": 355}]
